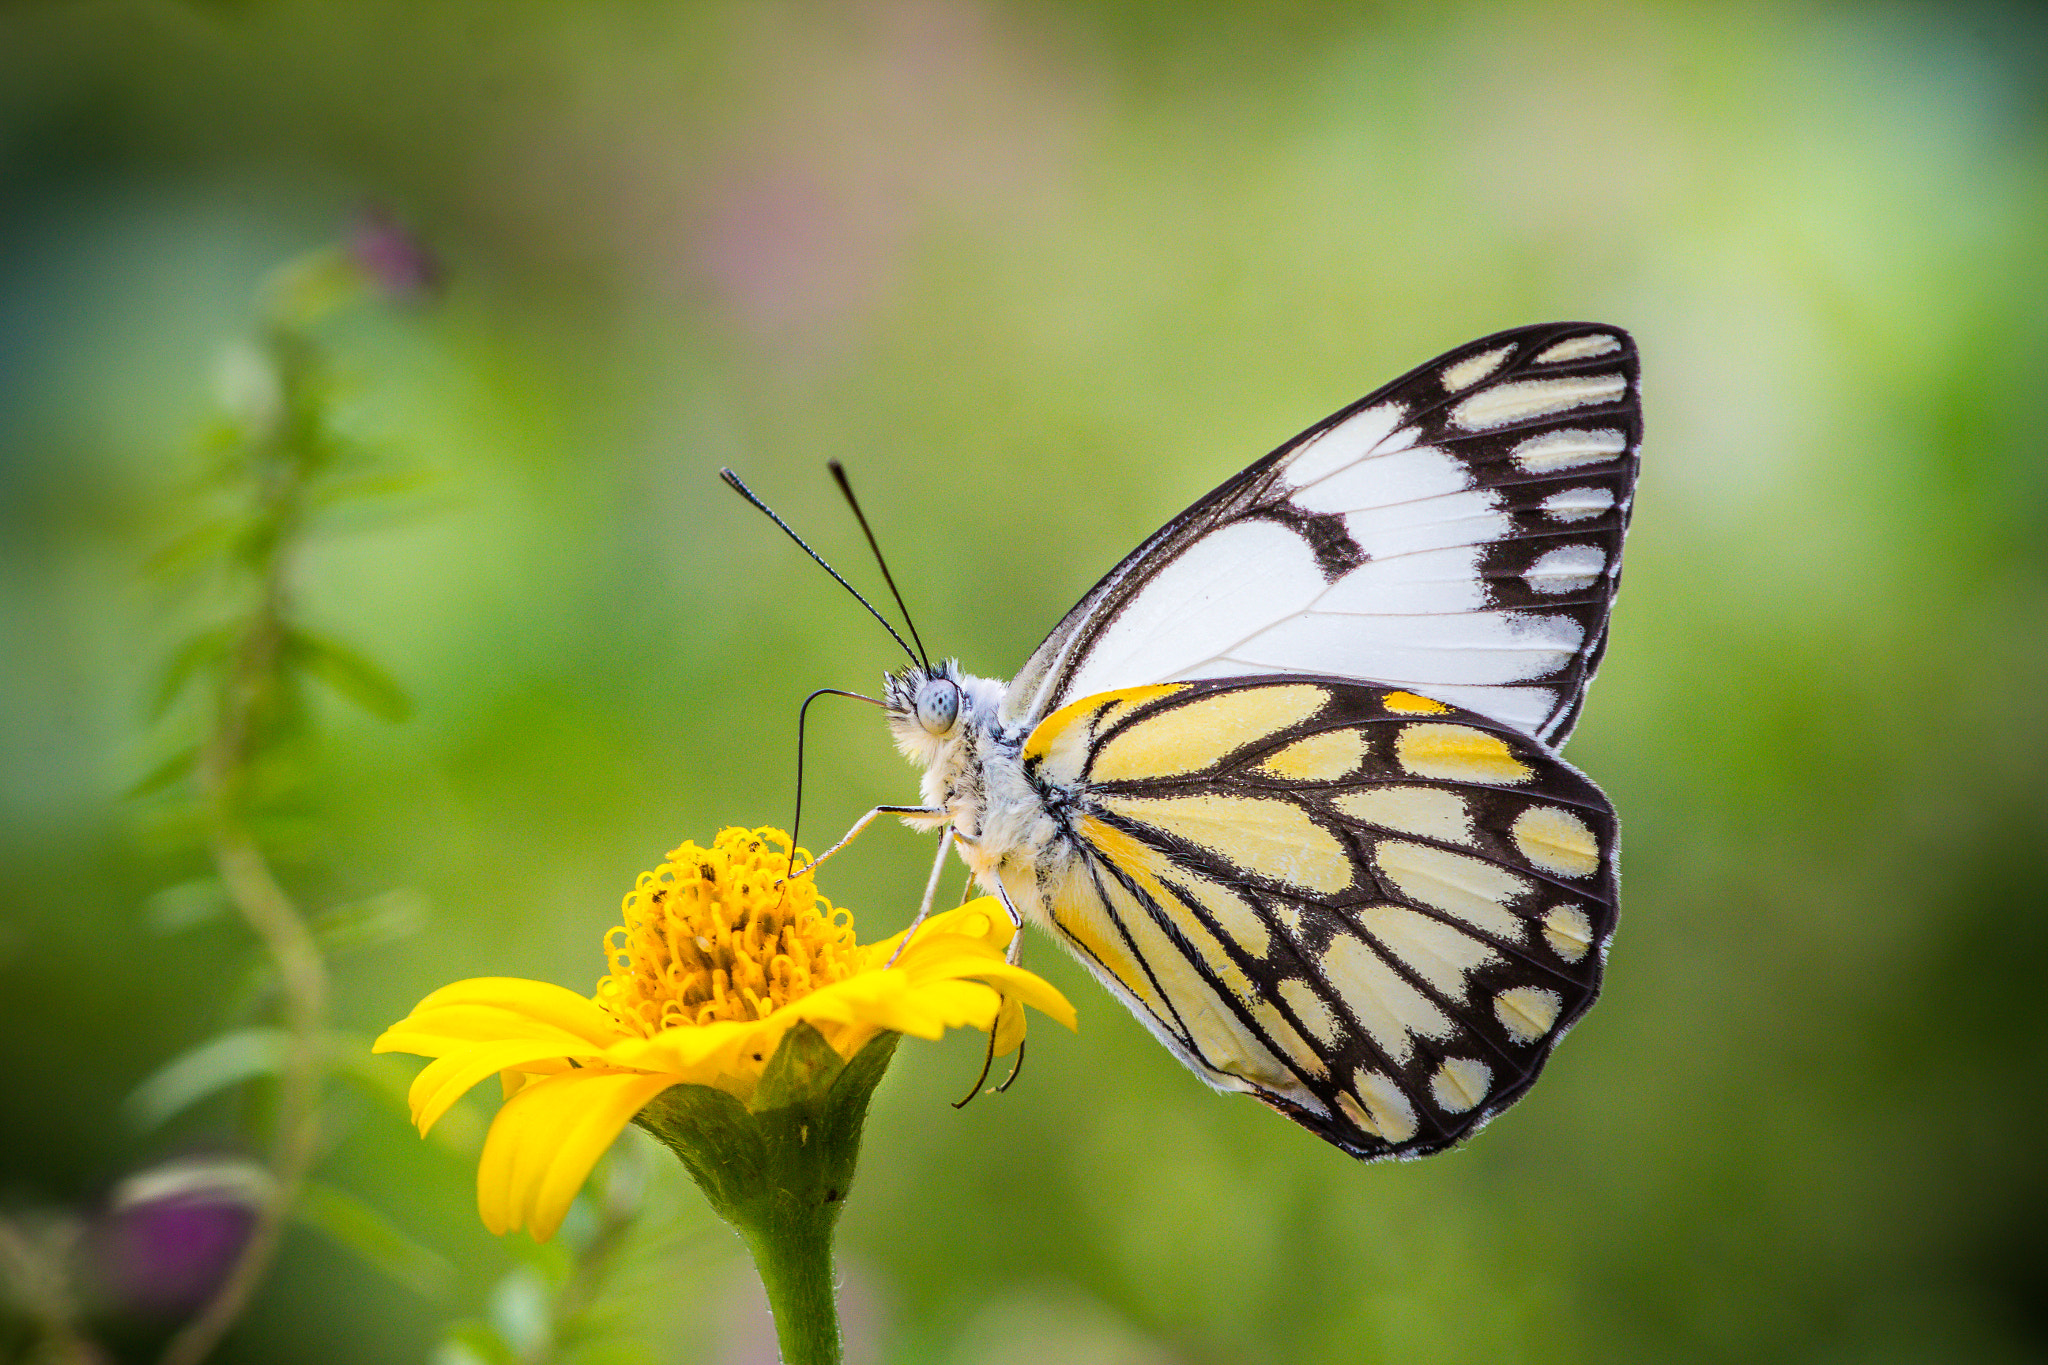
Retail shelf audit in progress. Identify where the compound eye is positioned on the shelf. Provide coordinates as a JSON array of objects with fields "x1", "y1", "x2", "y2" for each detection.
[{"x1": 915, "y1": 679, "x2": 961, "y2": 735}]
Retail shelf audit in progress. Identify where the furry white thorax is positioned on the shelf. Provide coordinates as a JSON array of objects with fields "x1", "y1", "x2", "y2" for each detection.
[{"x1": 882, "y1": 662, "x2": 1061, "y2": 909}]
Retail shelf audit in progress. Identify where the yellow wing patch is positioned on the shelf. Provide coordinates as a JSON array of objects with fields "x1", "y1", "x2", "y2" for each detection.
[
  {"x1": 1179, "y1": 875, "x2": 1272, "y2": 958},
  {"x1": 1430, "y1": 1058, "x2": 1492, "y2": 1114},
  {"x1": 1395, "y1": 723, "x2": 1534, "y2": 785},
  {"x1": 1099, "y1": 792, "x2": 1352, "y2": 894},
  {"x1": 1493, "y1": 986, "x2": 1563, "y2": 1043},
  {"x1": 1090, "y1": 684, "x2": 1327, "y2": 783},
  {"x1": 1026, "y1": 678, "x2": 1615, "y2": 1160},
  {"x1": 1382, "y1": 690, "x2": 1452, "y2": 715},
  {"x1": 1254, "y1": 727, "x2": 1366, "y2": 781},
  {"x1": 1355, "y1": 904, "x2": 1498, "y2": 999},
  {"x1": 1076, "y1": 834, "x2": 1322, "y2": 1107},
  {"x1": 1318, "y1": 931, "x2": 1453, "y2": 1065},
  {"x1": 1024, "y1": 684, "x2": 1186, "y2": 787},
  {"x1": 1039, "y1": 856, "x2": 1176, "y2": 1031},
  {"x1": 1349, "y1": 1068, "x2": 1421, "y2": 1143}
]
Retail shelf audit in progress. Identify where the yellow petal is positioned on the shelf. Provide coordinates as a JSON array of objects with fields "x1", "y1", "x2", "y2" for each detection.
[
  {"x1": 407, "y1": 1039, "x2": 611, "y2": 1136},
  {"x1": 991, "y1": 996, "x2": 1027, "y2": 1058},
  {"x1": 382, "y1": 978, "x2": 626, "y2": 1048},
  {"x1": 904, "y1": 958, "x2": 1078, "y2": 1031},
  {"x1": 861, "y1": 899, "x2": 1013, "y2": 966},
  {"x1": 476, "y1": 1070, "x2": 679, "y2": 1241},
  {"x1": 889, "y1": 979, "x2": 1004, "y2": 1036}
]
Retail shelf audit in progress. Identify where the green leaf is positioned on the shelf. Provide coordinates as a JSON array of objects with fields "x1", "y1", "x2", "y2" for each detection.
[
  {"x1": 125, "y1": 1027, "x2": 290, "y2": 1130},
  {"x1": 432, "y1": 1321, "x2": 516, "y2": 1365},
  {"x1": 283, "y1": 627, "x2": 412, "y2": 721},
  {"x1": 150, "y1": 627, "x2": 234, "y2": 717},
  {"x1": 144, "y1": 878, "x2": 230, "y2": 935},
  {"x1": 145, "y1": 518, "x2": 247, "y2": 581},
  {"x1": 310, "y1": 888, "x2": 429, "y2": 956},
  {"x1": 294, "y1": 1179, "x2": 455, "y2": 1301},
  {"x1": 126, "y1": 748, "x2": 197, "y2": 799}
]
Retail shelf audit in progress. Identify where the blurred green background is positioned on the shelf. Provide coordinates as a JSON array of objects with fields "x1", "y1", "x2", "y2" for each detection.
[{"x1": 4, "y1": 1, "x2": 2046, "y2": 1362}]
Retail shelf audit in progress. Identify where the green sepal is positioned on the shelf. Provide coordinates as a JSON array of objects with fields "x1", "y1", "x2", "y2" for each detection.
[{"x1": 632, "y1": 1023, "x2": 898, "y2": 1233}]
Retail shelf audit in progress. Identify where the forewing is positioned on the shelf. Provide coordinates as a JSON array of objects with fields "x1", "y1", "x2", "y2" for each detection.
[
  {"x1": 1003, "y1": 323, "x2": 1641, "y2": 746},
  {"x1": 1014, "y1": 676, "x2": 1617, "y2": 1160}
]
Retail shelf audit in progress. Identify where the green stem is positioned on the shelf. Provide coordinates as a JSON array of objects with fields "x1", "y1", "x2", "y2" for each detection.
[{"x1": 740, "y1": 1208, "x2": 842, "y2": 1365}]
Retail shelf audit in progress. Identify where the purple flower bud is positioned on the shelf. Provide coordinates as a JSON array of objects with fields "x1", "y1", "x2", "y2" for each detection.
[
  {"x1": 347, "y1": 208, "x2": 443, "y2": 301},
  {"x1": 90, "y1": 1159, "x2": 269, "y2": 1319}
]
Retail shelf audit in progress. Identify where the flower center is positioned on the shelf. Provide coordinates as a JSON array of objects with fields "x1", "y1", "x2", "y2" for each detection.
[{"x1": 595, "y1": 827, "x2": 861, "y2": 1036}]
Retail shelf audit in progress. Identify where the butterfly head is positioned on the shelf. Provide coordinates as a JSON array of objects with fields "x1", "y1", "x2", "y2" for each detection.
[{"x1": 883, "y1": 660, "x2": 1003, "y2": 769}]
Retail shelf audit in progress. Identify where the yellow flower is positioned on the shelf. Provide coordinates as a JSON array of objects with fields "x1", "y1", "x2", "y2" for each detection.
[{"x1": 373, "y1": 827, "x2": 1073, "y2": 1240}]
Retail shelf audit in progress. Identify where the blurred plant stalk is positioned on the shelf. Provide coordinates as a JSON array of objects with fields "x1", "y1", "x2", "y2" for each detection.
[
  {"x1": 148, "y1": 223, "x2": 434, "y2": 1365},
  {"x1": 156, "y1": 335, "x2": 328, "y2": 1365},
  {"x1": 0, "y1": 1216, "x2": 108, "y2": 1365}
]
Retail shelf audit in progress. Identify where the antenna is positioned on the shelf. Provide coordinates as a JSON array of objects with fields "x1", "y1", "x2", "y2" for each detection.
[
  {"x1": 720, "y1": 468, "x2": 921, "y2": 666},
  {"x1": 779, "y1": 685, "x2": 882, "y2": 898},
  {"x1": 828, "y1": 460, "x2": 929, "y2": 670}
]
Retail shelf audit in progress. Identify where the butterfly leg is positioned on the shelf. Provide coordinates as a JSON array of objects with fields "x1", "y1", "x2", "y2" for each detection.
[
  {"x1": 991, "y1": 882, "x2": 1026, "y2": 965},
  {"x1": 884, "y1": 828, "x2": 958, "y2": 968},
  {"x1": 777, "y1": 804, "x2": 944, "y2": 884}
]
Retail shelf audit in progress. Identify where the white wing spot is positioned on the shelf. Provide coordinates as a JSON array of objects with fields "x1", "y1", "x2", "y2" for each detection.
[
  {"x1": 1542, "y1": 904, "x2": 1594, "y2": 962},
  {"x1": 1356, "y1": 903, "x2": 1498, "y2": 998},
  {"x1": 1440, "y1": 345, "x2": 1515, "y2": 391},
  {"x1": 1354, "y1": 1067, "x2": 1420, "y2": 1142},
  {"x1": 1321, "y1": 932, "x2": 1453, "y2": 1064},
  {"x1": 1511, "y1": 806, "x2": 1601, "y2": 877},
  {"x1": 1430, "y1": 1057, "x2": 1493, "y2": 1113},
  {"x1": 1374, "y1": 840, "x2": 1530, "y2": 940},
  {"x1": 1534, "y1": 333, "x2": 1622, "y2": 363},
  {"x1": 1237, "y1": 611, "x2": 1581, "y2": 689},
  {"x1": 1315, "y1": 545, "x2": 1486, "y2": 616},
  {"x1": 1494, "y1": 986, "x2": 1563, "y2": 1043},
  {"x1": 1512, "y1": 427, "x2": 1628, "y2": 473},
  {"x1": 1539, "y1": 486, "x2": 1616, "y2": 522},
  {"x1": 1284, "y1": 403, "x2": 1409, "y2": 488},
  {"x1": 1522, "y1": 544, "x2": 1607, "y2": 595},
  {"x1": 1335, "y1": 786, "x2": 1476, "y2": 845},
  {"x1": 1278, "y1": 978, "x2": 1340, "y2": 1046},
  {"x1": 1449, "y1": 374, "x2": 1626, "y2": 431}
]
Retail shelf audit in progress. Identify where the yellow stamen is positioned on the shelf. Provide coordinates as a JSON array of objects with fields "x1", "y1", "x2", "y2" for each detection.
[{"x1": 594, "y1": 828, "x2": 862, "y2": 1039}]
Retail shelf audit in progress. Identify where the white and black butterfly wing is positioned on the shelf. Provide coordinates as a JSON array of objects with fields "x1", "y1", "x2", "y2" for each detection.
[
  {"x1": 1011, "y1": 677, "x2": 1618, "y2": 1159},
  {"x1": 1003, "y1": 323, "x2": 1641, "y2": 745}
]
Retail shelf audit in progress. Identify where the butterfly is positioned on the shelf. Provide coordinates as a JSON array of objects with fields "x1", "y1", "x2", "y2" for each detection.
[{"x1": 740, "y1": 321, "x2": 1638, "y2": 1160}]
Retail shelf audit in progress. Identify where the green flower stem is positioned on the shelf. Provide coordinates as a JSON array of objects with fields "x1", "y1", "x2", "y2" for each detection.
[
  {"x1": 737, "y1": 1199, "x2": 841, "y2": 1365},
  {"x1": 635, "y1": 1024, "x2": 899, "y2": 1365}
]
